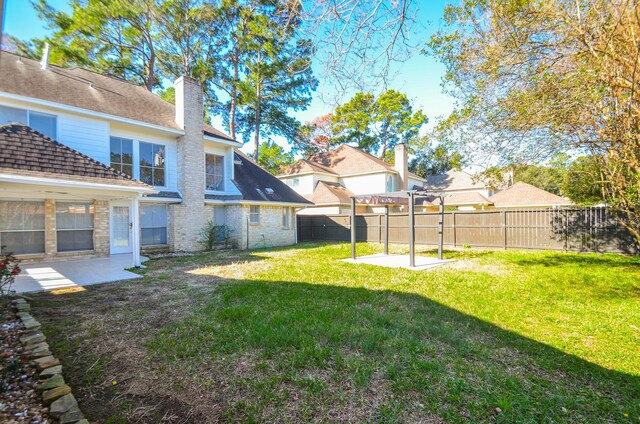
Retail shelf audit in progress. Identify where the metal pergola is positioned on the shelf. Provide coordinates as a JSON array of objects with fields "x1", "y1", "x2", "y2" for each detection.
[{"x1": 350, "y1": 190, "x2": 445, "y2": 267}]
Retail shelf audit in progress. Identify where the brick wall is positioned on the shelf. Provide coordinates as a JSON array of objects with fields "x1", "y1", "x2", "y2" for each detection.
[
  {"x1": 44, "y1": 199, "x2": 56, "y2": 258},
  {"x1": 223, "y1": 205, "x2": 296, "y2": 249},
  {"x1": 93, "y1": 200, "x2": 109, "y2": 256},
  {"x1": 172, "y1": 76, "x2": 207, "y2": 251}
]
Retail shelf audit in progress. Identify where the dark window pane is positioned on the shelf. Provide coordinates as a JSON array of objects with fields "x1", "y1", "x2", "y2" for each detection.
[
  {"x1": 140, "y1": 167, "x2": 152, "y2": 185},
  {"x1": 0, "y1": 231, "x2": 45, "y2": 254},
  {"x1": 153, "y1": 167, "x2": 165, "y2": 186},
  {"x1": 122, "y1": 139, "x2": 133, "y2": 162},
  {"x1": 122, "y1": 164, "x2": 133, "y2": 177},
  {"x1": 57, "y1": 230, "x2": 93, "y2": 252},
  {"x1": 141, "y1": 227, "x2": 167, "y2": 246},
  {"x1": 140, "y1": 142, "x2": 152, "y2": 167}
]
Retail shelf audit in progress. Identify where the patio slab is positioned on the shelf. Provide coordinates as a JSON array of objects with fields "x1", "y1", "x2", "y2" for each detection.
[
  {"x1": 14, "y1": 254, "x2": 146, "y2": 294},
  {"x1": 342, "y1": 253, "x2": 453, "y2": 271}
]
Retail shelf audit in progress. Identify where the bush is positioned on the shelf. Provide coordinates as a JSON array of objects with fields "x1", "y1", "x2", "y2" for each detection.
[
  {"x1": 198, "y1": 221, "x2": 233, "y2": 250},
  {"x1": 0, "y1": 246, "x2": 21, "y2": 298}
]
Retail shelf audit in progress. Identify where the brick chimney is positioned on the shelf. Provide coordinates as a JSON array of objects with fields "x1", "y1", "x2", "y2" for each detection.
[
  {"x1": 173, "y1": 76, "x2": 205, "y2": 251},
  {"x1": 395, "y1": 143, "x2": 408, "y2": 191}
]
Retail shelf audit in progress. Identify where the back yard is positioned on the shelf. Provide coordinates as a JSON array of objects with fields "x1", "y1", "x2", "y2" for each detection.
[{"x1": 30, "y1": 243, "x2": 639, "y2": 423}]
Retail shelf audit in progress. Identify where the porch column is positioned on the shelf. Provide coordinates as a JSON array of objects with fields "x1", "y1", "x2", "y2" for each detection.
[
  {"x1": 93, "y1": 200, "x2": 110, "y2": 256},
  {"x1": 131, "y1": 196, "x2": 141, "y2": 267},
  {"x1": 44, "y1": 199, "x2": 56, "y2": 258}
]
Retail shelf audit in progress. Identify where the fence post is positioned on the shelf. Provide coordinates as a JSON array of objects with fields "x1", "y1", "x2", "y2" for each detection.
[
  {"x1": 378, "y1": 214, "x2": 382, "y2": 243},
  {"x1": 502, "y1": 210, "x2": 507, "y2": 250}
]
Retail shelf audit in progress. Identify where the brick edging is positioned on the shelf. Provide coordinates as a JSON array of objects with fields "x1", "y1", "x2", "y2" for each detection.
[{"x1": 11, "y1": 298, "x2": 89, "y2": 424}]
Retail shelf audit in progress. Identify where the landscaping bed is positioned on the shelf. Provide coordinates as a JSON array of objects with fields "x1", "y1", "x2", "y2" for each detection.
[{"x1": 28, "y1": 243, "x2": 640, "y2": 423}]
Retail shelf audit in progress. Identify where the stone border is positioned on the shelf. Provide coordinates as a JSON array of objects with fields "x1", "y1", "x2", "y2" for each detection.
[{"x1": 10, "y1": 298, "x2": 89, "y2": 424}]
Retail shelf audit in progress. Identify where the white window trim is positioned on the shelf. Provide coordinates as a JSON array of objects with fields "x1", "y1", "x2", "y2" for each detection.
[
  {"x1": 205, "y1": 153, "x2": 225, "y2": 193},
  {"x1": 249, "y1": 205, "x2": 260, "y2": 225}
]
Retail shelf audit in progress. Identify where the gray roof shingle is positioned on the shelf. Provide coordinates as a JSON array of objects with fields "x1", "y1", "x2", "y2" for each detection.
[
  {"x1": 233, "y1": 151, "x2": 313, "y2": 205},
  {"x1": 0, "y1": 51, "x2": 236, "y2": 142}
]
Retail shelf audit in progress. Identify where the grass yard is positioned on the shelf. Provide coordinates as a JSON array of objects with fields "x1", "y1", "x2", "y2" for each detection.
[{"x1": 30, "y1": 243, "x2": 639, "y2": 423}]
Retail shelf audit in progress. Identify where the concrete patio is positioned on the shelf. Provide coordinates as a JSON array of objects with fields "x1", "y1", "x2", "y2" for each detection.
[
  {"x1": 343, "y1": 253, "x2": 453, "y2": 271},
  {"x1": 14, "y1": 254, "x2": 146, "y2": 294}
]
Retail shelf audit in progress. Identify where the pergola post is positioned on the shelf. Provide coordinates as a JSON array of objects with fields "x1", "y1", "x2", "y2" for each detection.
[
  {"x1": 384, "y1": 205, "x2": 389, "y2": 255},
  {"x1": 438, "y1": 196, "x2": 444, "y2": 261},
  {"x1": 351, "y1": 196, "x2": 356, "y2": 259},
  {"x1": 408, "y1": 192, "x2": 415, "y2": 267}
]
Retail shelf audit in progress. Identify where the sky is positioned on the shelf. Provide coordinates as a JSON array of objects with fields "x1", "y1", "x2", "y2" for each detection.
[{"x1": 1, "y1": 0, "x2": 456, "y2": 155}]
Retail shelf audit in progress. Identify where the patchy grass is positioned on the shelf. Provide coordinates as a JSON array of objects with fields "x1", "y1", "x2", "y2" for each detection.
[{"x1": 31, "y1": 243, "x2": 640, "y2": 423}]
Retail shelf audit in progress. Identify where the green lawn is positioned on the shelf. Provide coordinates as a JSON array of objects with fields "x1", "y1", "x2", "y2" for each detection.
[{"x1": 32, "y1": 243, "x2": 639, "y2": 423}]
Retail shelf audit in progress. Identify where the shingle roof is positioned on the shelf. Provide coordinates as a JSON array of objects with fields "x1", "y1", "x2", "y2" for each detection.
[
  {"x1": 0, "y1": 51, "x2": 235, "y2": 141},
  {"x1": 0, "y1": 123, "x2": 150, "y2": 189},
  {"x1": 305, "y1": 181, "x2": 354, "y2": 205},
  {"x1": 279, "y1": 144, "x2": 425, "y2": 180},
  {"x1": 425, "y1": 170, "x2": 488, "y2": 191},
  {"x1": 232, "y1": 151, "x2": 313, "y2": 205},
  {"x1": 489, "y1": 182, "x2": 573, "y2": 207},
  {"x1": 433, "y1": 191, "x2": 493, "y2": 206},
  {"x1": 281, "y1": 159, "x2": 337, "y2": 176}
]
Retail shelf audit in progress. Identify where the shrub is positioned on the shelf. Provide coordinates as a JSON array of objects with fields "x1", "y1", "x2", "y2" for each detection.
[
  {"x1": 0, "y1": 246, "x2": 21, "y2": 298},
  {"x1": 198, "y1": 221, "x2": 233, "y2": 250}
]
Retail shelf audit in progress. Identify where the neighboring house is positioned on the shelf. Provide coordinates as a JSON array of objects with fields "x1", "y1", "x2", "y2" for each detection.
[
  {"x1": 423, "y1": 169, "x2": 505, "y2": 210},
  {"x1": 0, "y1": 50, "x2": 311, "y2": 265},
  {"x1": 278, "y1": 144, "x2": 426, "y2": 214},
  {"x1": 488, "y1": 182, "x2": 573, "y2": 209}
]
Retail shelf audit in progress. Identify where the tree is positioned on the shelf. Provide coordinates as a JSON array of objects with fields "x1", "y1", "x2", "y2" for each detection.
[
  {"x1": 233, "y1": 1, "x2": 316, "y2": 161},
  {"x1": 331, "y1": 89, "x2": 427, "y2": 158},
  {"x1": 254, "y1": 140, "x2": 294, "y2": 175},
  {"x1": 562, "y1": 156, "x2": 605, "y2": 206},
  {"x1": 409, "y1": 136, "x2": 464, "y2": 178},
  {"x1": 34, "y1": 0, "x2": 162, "y2": 90},
  {"x1": 295, "y1": 113, "x2": 335, "y2": 156},
  {"x1": 429, "y1": 0, "x2": 640, "y2": 242}
]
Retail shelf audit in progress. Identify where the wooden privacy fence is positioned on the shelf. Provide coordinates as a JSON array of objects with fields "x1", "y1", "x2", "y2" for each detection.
[{"x1": 297, "y1": 207, "x2": 639, "y2": 254}]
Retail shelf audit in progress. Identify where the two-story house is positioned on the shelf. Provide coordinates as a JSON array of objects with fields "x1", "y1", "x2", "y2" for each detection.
[
  {"x1": 0, "y1": 51, "x2": 311, "y2": 266},
  {"x1": 278, "y1": 144, "x2": 426, "y2": 214}
]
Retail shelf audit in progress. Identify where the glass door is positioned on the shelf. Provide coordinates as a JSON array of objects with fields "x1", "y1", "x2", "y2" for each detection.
[{"x1": 110, "y1": 202, "x2": 132, "y2": 254}]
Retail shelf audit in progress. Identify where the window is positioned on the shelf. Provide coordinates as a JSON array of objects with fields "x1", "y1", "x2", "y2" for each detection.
[
  {"x1": 249, "y1": 205, "x2": 260, "y2": 224},
  {"x1": 0, "y1": 105, "x2": 27, "y2": 126},
  {"x1": 140, "y1": 142, "x2": 165, "y2": 186},
  {"x1": 29, "y1": 111, "x2": 57, "y2": 139},
  {"x1": 0, "y1": 201, "x2": 45, "y2": 255},
  {"x1": 56, "y1": 202, "x2": 94, "y2": 252},
  {"x1": 205, "y1": 154, "x2": 225, "y2": 191},
  {"x1": 140, "y1": 204, "x2": 167, "y2": 246},
  {"x1": 110, "y1": 137, "x2": 134, "y2": 177},
  {"x1": 386, "y1": 175, "x2": 396, "y2": 192},
  {"x1": 282, "y1": 207, "x2": 292, "y2": 228},
  {"x1": 286, "y1": 177, "x2": 300, "y2": 187},
  {"x1": 0, "y1": 106, "x2": 56, "y2": 139}
]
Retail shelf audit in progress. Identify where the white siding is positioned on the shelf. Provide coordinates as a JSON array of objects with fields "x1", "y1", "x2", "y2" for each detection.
[
  {"x1": 341, "y1": 173, "x2": 387, "y2": 195},
  {"x1": 59, "y1": 115, "x2": 110, "y2": 164}
]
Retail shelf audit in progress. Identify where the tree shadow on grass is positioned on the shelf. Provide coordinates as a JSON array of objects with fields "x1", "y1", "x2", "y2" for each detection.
[{"x1": 144, "y1": 275, "x2": 640, "y2": 423}]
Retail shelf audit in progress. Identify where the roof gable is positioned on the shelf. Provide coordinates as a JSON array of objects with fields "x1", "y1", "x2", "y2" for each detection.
[
  {"x1": 0, "y1": 123, "x2": 150, "y2": 189},
  {"x1": 307, "y1": 181, "x2": 354, "y2": 204},
  {"x1": 279, "y1": 144, "x2": 425, "y2": 180},
  {"x1": 489, "y1": 182, "x2": 573, "y2": 207}
]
